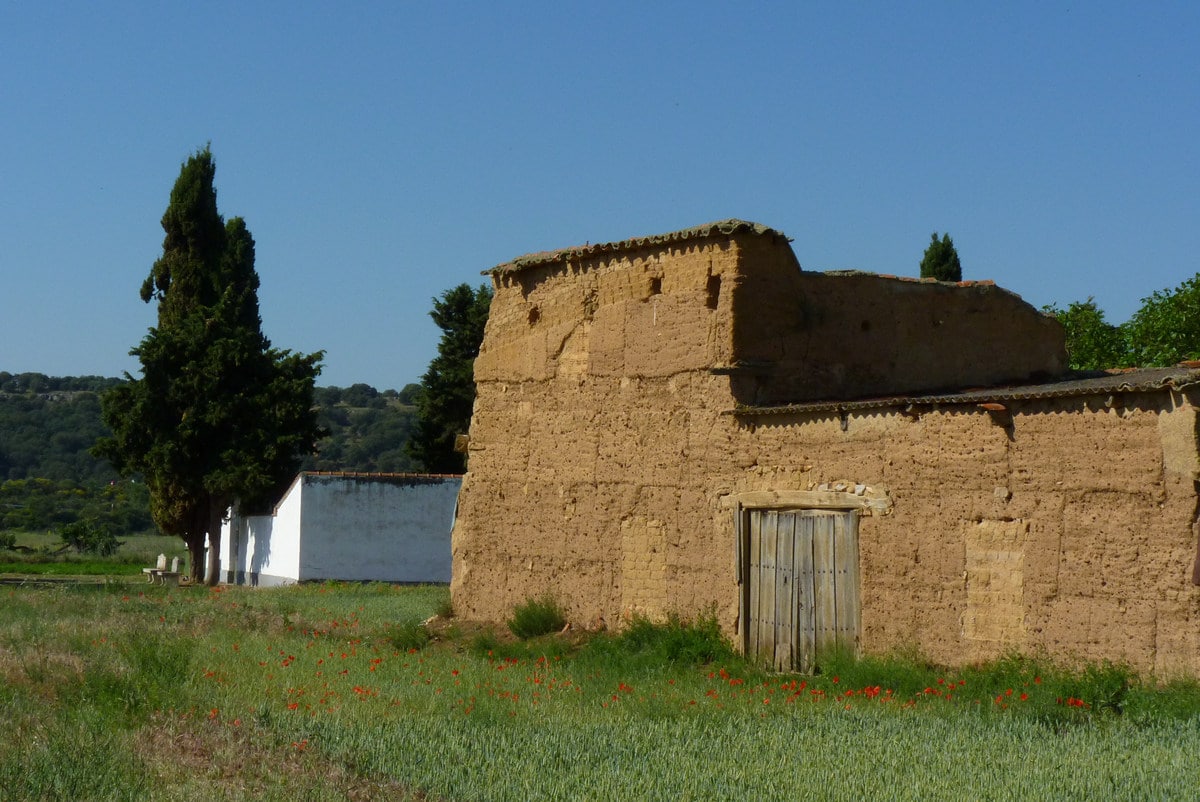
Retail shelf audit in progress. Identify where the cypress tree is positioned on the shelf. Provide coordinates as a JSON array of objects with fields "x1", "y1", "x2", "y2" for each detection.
[
  {"x1": 97, "y1": 147, "x2": 323, "y2": 584},
  {"x1": 919, "y1": 232, "x2": 963, "y2": 282}
]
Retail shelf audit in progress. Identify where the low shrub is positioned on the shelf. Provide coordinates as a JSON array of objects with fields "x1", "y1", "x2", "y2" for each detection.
[
  {"x1": 57, "y1": 520, "x2": 121, "y2": 556},
  {"x1": 608, "y1": 612, "x2": 737, "y2": 665},
  {"x1": 389, "y1": 620, "x2": 431, "y2": 652},
  {"x1": 507, "y1": 595, "x2": 567, "y2": 640},
  {"x1": 469, "y1": 628, "x2": 501, "y2": 656}
]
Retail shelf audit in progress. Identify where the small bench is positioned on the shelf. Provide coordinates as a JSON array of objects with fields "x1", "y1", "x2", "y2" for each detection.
[
  {"x1": 142, "y1": 568, "x2": 182, "y2": 586},
  {"x1": 144, "y1": 556, "x2": 183, "y2": 586}
]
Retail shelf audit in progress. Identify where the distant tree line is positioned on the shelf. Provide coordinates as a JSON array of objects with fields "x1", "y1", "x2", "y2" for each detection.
[
  {"x1": 0, "y1": 374, "x2": 424, "y2": 533},
  {"x1": 302, "y1": 383, "x2": 423, "y2": 474}
]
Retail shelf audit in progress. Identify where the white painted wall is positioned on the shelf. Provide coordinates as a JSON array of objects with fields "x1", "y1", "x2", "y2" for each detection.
[{"x1": 220, "y1": 473, "x2": 460, "y2": 586}]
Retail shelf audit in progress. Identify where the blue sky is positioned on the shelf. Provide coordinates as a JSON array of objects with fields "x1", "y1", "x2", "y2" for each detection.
[{"x1": 3, "y1": 2, "x2": 1197, "y2": 389}]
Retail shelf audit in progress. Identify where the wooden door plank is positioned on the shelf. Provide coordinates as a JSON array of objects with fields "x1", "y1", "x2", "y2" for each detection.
[
  {"x1": 833, "y1": 512, "x2": 862, "y2": 654},
  {"x1": 796, "y1": 512, "x2": 816, "y2": 673},
  {"x1": 774, "y1": 512, "x2": 796, "y2": 671},
  {"x1": 758, "y1": 510, "x2": 779, "y2": 665},
  {"x1": 812, "y1": 511, "x2": 838, "y2": 658},
  {"x1": 747, "y1": 510, "x2": 761, "y2": 660}
]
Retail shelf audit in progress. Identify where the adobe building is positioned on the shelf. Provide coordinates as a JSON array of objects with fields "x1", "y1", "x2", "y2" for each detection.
[{"x1": 450, "y1": 219, "x2": 1200, "y2": 676}]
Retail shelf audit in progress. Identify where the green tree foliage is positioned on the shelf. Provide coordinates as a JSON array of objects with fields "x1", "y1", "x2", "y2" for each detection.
[
  {"x1": 0, "y1": 375, "x2": 420, "y2": 534},
  {"x1": 407, "y1": 284, "x2": 492, "y2": 473},
  {"x1": 396, "y1": 383, "x2": 423, "y2": 405},
  {"x1": 1044, "y1": 299, "x2": 1131, "y2": 371},
  {"x1": 95, "y1": 147, "x2": 323, "y2": 584},
  {"x1": 1123, "y1": 273, "x2": 1200, "y2": 367},
  {"x1": 58, "y1": 519, "x2": 120, "y2": 556},
  {"x1": 0, "y1": 478, "x2": 152, "y2": 533},
  {"x1": 1048, "y1": 274, "x2": 1200, "y2": 370},
  {"x1": 919, "y1": 232, "x2": 963, "y2": 282},
  {"x1": 0, "y1": 380, "x2": 121, "y2": 482},
  {"x1": 304, "y1": 386, "x2": 420, "y2": 474}
]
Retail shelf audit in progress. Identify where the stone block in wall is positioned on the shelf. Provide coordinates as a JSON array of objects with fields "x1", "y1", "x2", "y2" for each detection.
[
  {"x1": 963, "y1": 519, "x2": 1030, "y2": 660},
  {"x1": 621, "y1": 515, "x2": 668, "y2": 620}
]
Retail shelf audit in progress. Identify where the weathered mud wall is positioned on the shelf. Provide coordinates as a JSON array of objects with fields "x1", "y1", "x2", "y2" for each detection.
[
  {"x1": 727, "y1": 234, "x2": 1067, "y2": 404},
  {"x1": 452, "y1": 220, "x2": 1200, "y2": 676},
  {"x1": 741, "y1": 393, "x2": 1200, "y2": 676},
  {"x1": 454, "y1": 230, "x2": 749, "y2": 627}
]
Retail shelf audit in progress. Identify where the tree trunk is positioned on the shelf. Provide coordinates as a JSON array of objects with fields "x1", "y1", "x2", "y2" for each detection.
[
  {"x1": 185, "y1": 535, "x2": 204, "y2": 583},
  {"x1": 185, "y1": 502, "x2": 209, "y2": 583},
  {"x1": 204, "y1": 498, "x2": 225, "y2": 586}
]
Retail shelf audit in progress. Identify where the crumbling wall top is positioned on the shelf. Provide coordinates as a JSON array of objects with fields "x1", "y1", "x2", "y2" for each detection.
[{"x1": 488, "y1": 219, "x2": 790, "y2": 277}]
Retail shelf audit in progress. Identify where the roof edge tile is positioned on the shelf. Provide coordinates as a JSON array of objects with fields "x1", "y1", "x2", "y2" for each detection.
[
  {"x1": 731, "y1": 367, "x2": 1200, "y2": 418},
  {"x1": 488, "y1": 219, "x2": 789, "y2": 276}
]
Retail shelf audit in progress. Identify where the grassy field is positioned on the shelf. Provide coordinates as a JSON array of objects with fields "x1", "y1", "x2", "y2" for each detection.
[
  {"x1": 2, "y1": 582, "x2": 1199, "y2": 801},
  {"x1": 0, "y1": 531, "x2": 183, "y2": 576}
]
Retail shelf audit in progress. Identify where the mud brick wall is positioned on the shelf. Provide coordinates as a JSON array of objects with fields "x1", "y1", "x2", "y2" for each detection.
[
  {"x1": 743, "y1": 394, "x2": 1200, "y2": 676},
  {"x1": 453, "y1": 232, "x2": 747, "y2": 629},
  {"x1": 452, "y1": 220, "x2": 1200, "y2": 676}
]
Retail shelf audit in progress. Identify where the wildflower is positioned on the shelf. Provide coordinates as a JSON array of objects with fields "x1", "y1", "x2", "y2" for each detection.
[{"x1": 1019, "y1": 693, "x2": 1029, "y2": 702}]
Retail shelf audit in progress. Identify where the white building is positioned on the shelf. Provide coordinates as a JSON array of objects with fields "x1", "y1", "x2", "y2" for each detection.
[{"x1": 220, "y1": 472, "x2": 461, "y2": 586}]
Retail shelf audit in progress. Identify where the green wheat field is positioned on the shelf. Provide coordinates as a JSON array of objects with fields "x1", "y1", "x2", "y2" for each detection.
[{"x1": 2, "y1": 580, "x2": 1199, "y2": 801}]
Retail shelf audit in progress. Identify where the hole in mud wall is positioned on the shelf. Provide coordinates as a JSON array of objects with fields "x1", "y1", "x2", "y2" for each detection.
[
  {"x1": 860, "y1": 320, "x2": 871, "y2": 332},
  {"x1": 528, "y1": 306, "x2": 540, "y2": 325},
  {"x1": 706, "y1": 275, "x2": 721, "y2": 310},
  {"x1": 649, "y1": 276, "x2": 662, "y2": 296}
]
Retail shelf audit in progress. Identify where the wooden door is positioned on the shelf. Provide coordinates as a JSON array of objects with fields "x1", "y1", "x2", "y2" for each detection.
[{"x1": 737, "y1": 507, "x2": 860, "y2": 672}]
